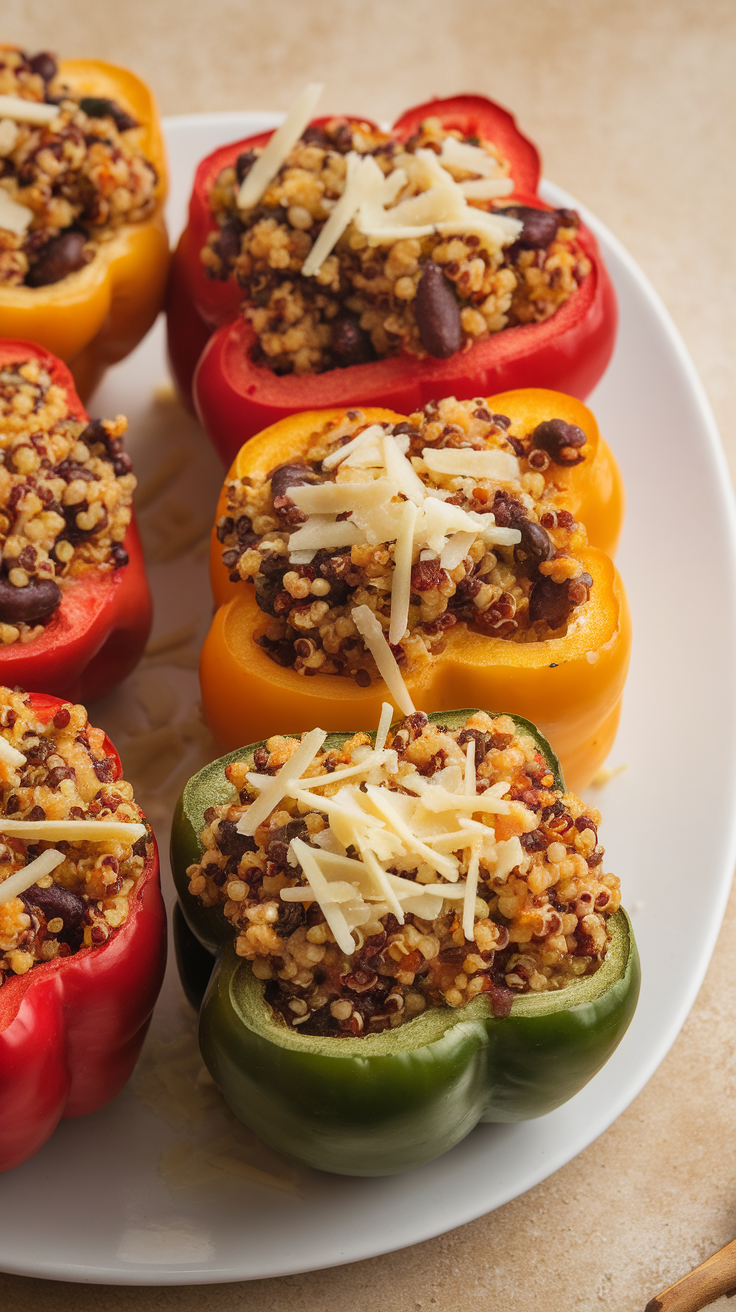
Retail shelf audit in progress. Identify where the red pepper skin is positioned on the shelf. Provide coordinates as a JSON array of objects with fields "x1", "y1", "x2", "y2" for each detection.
[
  {"x1": 0, "y1": 341, "x2": 152, "y2": 699},
  {"x1": 166, "y1": 96, "x2": 617, "y2": 460},
  {"x1": 0, "y1": 692, "x2": 165, "y2": 1174}
]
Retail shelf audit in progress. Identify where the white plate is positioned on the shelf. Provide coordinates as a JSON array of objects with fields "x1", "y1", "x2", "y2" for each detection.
[{"x1": 0, "y1": 113, "x2": 735, "y2": 1286}]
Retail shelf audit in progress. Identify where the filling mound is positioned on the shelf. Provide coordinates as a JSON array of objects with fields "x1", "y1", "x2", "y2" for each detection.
[
  {"x1": 0, "y1": 357, "x2": 136, "y2": 642},
  {"x1": 0, "y1": 687, "x2": 152, "y2": 986},
  {"x1": 203, "y1": 113, "x2": 590, "y2": 375},
  {"x1": 217, "y1": 398, "x2": 592, "y2": 684},
  {"x1": 188, "y1": 708, "x2": 619, "y2": 1036},
  {"x1": 0, "y1": 46, "x2": 158, "y2": 287}
]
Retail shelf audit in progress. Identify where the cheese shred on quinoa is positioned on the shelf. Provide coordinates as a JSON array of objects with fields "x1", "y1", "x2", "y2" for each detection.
[
  {"x1": 187, "y1": 706, "x2": 620, "y2": 1037},
  {"x1": 217, "y1": 397, "x2": 594, "y2": 696}
]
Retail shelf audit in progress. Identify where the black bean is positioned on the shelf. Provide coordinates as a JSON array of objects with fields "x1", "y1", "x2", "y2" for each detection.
[
  {"x1": 0, "y1": 577, "x2": 61, "y2": 625},
  {"x1": 21, "y1": 882, "x2": 85, "y2": 930},
  {"x1": 269, "y1": 462, "x2": 322, "y2": 523},
  {"x1": 78, "y1": 97, "x2": 138, "y2": 132},
  {"x1": 26, "y1": 231, "x2": 91, "y2": 287},
  {"x1": 330, "y1": 315, "x2": 373, "y2": 368},
  {"x1": 28, "y1": 52, "x2": 57, "y2": 83},
  {"x1": 529, "y1": 575, "x2": 590, "y2": 628},
  {"x1": 515, "y1": 519, "x2": 555, "y2": 569},
  {"x1": 215, "y1": 818, "x2": 258, "y2": 859},
  {"x1": 53, "y1": 459, "x2": 96, "y2": 483},
  {"x1": 530, "y1": 418, "x2": 587, "y2": 466},
  {"x1": 415, "y1": 262, "x2": 464, "y2": 358},
  {"x1": 497, "y1": 205, "x2": 560, "y2": 250},
  {"x1": 301, "y1": 125, "x2": 331, "y2": 151},
  {"x1": 276, "y1": 902, "x2": 306, "y2": 935},
  {"x1": 110, "y1": 543, "x2": 129, "y2": 569},
  {"x1": 215, "y1": 218, "x2": 242, "y2": 268}
]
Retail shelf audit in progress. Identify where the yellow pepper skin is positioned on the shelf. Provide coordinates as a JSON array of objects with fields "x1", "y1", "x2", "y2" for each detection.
[
  {"x1": 202, "y1": 395, "x2": 630, "y2": 792},
  {"x1": 0, "y1": 59, "x2": 169, "y2": 400}
]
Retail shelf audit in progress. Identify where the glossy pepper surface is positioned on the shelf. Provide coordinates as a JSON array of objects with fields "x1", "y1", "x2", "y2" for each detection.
[
  {"x1": 170, "y1": 709, "x2": 639, "y2": 1177},
  {"x1": 166, "y1": 94, "x2": 616, "y2": 460},
  {"x1": 0, "y1": 58, "x2": 169, "y2": 401},
  {"x1": 0, "y1": 692, "x2": 165, "y2": 1174},
  {"x1": 0, "y1": 340, "x2": 152, "y2": 702},
  {"x1": 200, "y1": 395, "x2": 630, "y2": 793}
]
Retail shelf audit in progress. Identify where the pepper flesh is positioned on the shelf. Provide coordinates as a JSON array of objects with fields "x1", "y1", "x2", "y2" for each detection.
[
  {"x1": 0, "y1": 58, "x2": 169, "y2": 401},
  {"x1": 0, "y1": 692, "x2": 166, "y2": 1174},
  {"x1": 166, "y1": 95, "x2": 616, "y2": 450},
  {"x1": 201, "y1": 397, "x2": 629, "y2": 793},
  {"x1": 0, "y1": 340, "x2": 152, "y2": 700},
  {"x1": 170, "y1": 710, "x2": 639, "y2": 1176}
]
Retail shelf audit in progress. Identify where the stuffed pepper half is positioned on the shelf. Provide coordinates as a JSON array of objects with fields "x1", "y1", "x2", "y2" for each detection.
[
  {"x1": 0, "y1": 687, "x2": 165, "y2": 1173},
  {"x1": 171, "y1": 706, "x2": 639, "y2": 1176},
  {"x1": 167, "y1": 88, "x2": 616, "y2": 454},
  {"x1": 0, "y1": 44, "x2": 169, "y2": 397},
  {"x1": 201, "y1": 392, "x2": 629, "y2": 792},
  {"x1": 0, "y1": 339, "x2": 151, "y2": 700}
]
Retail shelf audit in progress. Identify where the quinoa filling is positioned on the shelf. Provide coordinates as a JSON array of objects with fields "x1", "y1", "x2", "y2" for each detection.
[
  {"x1": 0, "y1": 46, "x2": 158, "y2": 287},
  {"x1": 202, "y1": 115, "x2": 591, "y2": 375},
  {"x1": 217, "y1": 397, "x2": 593, "y2": 684},
  {"x1": 0, "y1": 357, "x2": 136, "y2": 642},
  {"x1": 187, "y1": 709, "x2": 619, "y2": 1037},
  {"x1": 0, "y1": 687, "x2": 151, "y2": 986}
]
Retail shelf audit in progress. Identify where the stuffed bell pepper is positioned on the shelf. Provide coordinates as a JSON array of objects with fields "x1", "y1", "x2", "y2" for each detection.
[
  {"x1": 0, "y1": 686, "x2": 165, "y2": 1173},
  {"x1": 0, "y1": 339, "x2": 151, "y2": 701},
  {"x1": 167, "y1": 86, "x2": 616, "y2": 460},
  {"x1": 0, "y1": 44, "x2": 169, "y2": 398},
  {"x1": 201, "y1": 391, "x2": 630, "y2": 792},
  {"x1": 171, "y1": 705, "x2": 639, "y2": 1176}
]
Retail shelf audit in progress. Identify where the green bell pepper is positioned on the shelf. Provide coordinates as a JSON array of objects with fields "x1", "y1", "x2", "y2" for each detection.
[{"x1": 170, "y1": 710, "x2": 640, "y2": 1177}]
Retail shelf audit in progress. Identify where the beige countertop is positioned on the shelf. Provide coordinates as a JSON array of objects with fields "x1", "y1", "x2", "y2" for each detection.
[{"x1": 2, "y1": 2, "x2": 735, "y2": 1308}]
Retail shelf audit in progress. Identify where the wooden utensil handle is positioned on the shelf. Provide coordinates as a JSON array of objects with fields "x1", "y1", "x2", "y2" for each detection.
[{"x1": 645, "y1": 1238, "x2": 736, "y2": 1311}]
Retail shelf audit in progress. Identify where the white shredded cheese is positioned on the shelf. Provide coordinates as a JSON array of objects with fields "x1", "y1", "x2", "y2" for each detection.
[
  {"x1": 439, "y1": 530, "x2": 476, "y2": 572},
  {"x1": 237, "y1": 83, "x2": 323, "y2": 211},
  {"x1": 288, "y1": 837, "x2": 366, "y2": 954},
  {"x1": 421, "y1": 447, "x2": 520, "y2": 482},
  {"x1": 0, "y1": 735, "x2": 26, "y2": 768},
  {"x1": 0, "y1": 187, "x2": 34, "y2": 237},
  {"x1": 381, "y1": 432, "x2": 426, "y2": 505},
  {"x1": 459, "y1": 178, "x2": 514, "y2": 200},
  {"x1": 462, "y1": 840, "x2": 482, "y2": 942},
  {"x1": 0, "y1": 820, "x2": 146, "y2": 841},
  {"x1": 0, "y1": 849, "x2": 66, "y2": 904},
  {"x1": 439, "y1": 135, "x2": 507, "y2": 178},
  {"x1": 301, "y1": 151, "x2": 377, "y2": 277},
  {"x1": 464, "y1": 738, "x2": 476, "y2": 796},
  {"x1": 389, "y1": 500, "x2": 418, "y2": 645},
  {"x1": 374, "y1": 701, "x2": 394, "y2": 754},
  {"x1": 237, "y1": 728, "x2": 327, "y2": 836},
  {"x1": 351, "y1": 605, "x2": 415, "y2": 715},
  {"x1": 321, "y1": 424, "x2": 387, "y2": 471},
  {"x1": 286, "y1": 517, "x2": 363, "y2": 555},
  {"x1": 0, "y1": 95, "x2": 58, "y2": 125}
]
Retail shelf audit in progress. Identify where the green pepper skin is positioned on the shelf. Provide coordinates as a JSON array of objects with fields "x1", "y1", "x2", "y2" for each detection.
[{"x1": 171, "y1": 710, "x2": 640, "y2": 1176}]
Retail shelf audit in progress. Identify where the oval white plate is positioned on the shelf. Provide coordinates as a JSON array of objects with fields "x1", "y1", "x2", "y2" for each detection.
[{"x1": 0, "y1": 113, "x2": 735, "y2": 1285}]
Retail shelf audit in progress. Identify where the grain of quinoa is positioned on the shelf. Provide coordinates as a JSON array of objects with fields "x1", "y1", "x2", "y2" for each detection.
[
  {"x1": 0, "y1": 357, "x2": 136, "y2": 642},
  {"x1": 0, "y1": 46, "x2": 157, "y2": 287},
  {"x1": 202, "y1": 116, "x2": 590, "y2": 375},
  {"x1": 217, "y1": 397, "x2": 592, "y2": 684},
  {"x1": 0, "y1": 687, "x2": 151, "y2": 985},
  {"x1": 188, "y1": 710, "x2": 619, "y2": 1036}
]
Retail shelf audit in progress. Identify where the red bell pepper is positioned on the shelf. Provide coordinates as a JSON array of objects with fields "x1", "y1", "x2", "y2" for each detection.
[
  {"x1": 166, "y1": 95, "x2": 617, "y2": 465},
  {"x1": 0, "y1": 691, "x2": 166, "y2": 1174},
  {"x1": 0, "y1": 340, "x2": 152, "y2": 700}
]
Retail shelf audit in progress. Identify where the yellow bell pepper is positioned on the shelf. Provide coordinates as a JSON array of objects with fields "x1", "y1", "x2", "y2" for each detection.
[
  {"x1": 201, "y1": 393, "x2": 630, "y2": 792},
  {"x1": 0, "y1": 58, "x2": 169, "y2": 399}
]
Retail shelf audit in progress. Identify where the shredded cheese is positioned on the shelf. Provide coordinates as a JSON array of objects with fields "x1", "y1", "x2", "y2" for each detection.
[
  {"x1": 0, "y1": 849, "x2": 66, "y2": 904},
  {"x1": 462, "y1": 839, "x2": 482, "y2": 942},
  {"x1": 351, "y1": 605, "x2": 415, "y2": 715},
  {"x1": 0, "y1": 95, "x2": 58, "y2": 125},
  {"x1": 0, "y1": 819, "x2": 146, "y2": 841},
  {"x1": 237, "y1": 728, "x2": 327, "y2": 836},
  {"x1": 321, "y1": 424, "x2": 387, "y2": 470},
  {"x1": 389, "y1": 500, "x2": 418, "y2": 645},
  {"x1": 0, "y1": 735, "x2": 26, "y2": 768},
  {"x1": 0, "y1": 188, "x2": 34, "y2": 237},
  {"x1": 237, "y1": 83, "x2": 323, "y2": 210},
  {"x1": 301, "y1": 151, "x2": 376, "y2": 277},
  {"x1": 421, "y1": 447, "x2": 520, "y2": 482}
]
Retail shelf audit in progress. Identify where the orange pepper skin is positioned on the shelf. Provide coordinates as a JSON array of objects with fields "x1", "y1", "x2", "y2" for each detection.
[
  {"x1": 0, "y1": 59, "x2": 169, "y2": 401},
  {"x1": 202, "y1": 397, "x2": 629, "y2": 792}
]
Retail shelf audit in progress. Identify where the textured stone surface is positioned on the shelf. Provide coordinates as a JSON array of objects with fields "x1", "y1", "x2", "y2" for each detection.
[{"x1": 2, "y1": 1, "x2": 735, "y2": 1307}]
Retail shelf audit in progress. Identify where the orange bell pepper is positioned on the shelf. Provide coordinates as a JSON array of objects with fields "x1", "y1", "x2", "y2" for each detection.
[
  {"x1": 0, "y1": 56, "x2": 169, "y2": 400},
  {"x1": 201, "y1": 393, "x2": 630, "y2": 792}
]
